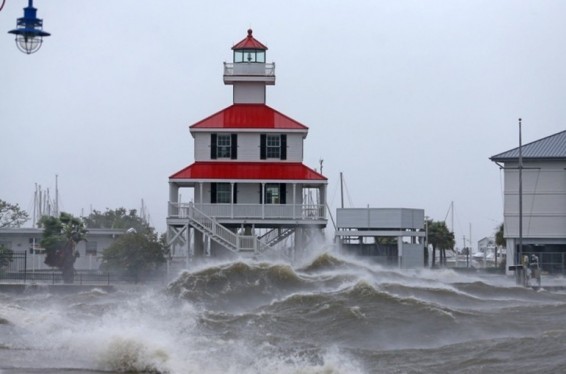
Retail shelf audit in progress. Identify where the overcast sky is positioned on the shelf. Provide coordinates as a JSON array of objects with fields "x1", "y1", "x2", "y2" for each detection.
[{"x1": 1, "y1": 0, "x2": 565, "y2": 249}]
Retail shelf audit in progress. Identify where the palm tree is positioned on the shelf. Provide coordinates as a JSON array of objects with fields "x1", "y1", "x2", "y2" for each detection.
[
  {"x1": 427, "y1": 220, "x2": 455, "y2": 267},
  {"x1": 39, "y1": 212, "x2": 88, "y2": 284},
  {"x1": 495, "y1": 223, "x2": 505, "y2": 268}
]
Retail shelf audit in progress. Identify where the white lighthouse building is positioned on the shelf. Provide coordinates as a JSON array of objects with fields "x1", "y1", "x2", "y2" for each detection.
[{"x1": 167, "y1": 30, "x2": 328, "y2": 259}]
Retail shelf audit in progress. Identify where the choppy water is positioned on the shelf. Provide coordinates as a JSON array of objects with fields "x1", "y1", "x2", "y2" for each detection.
[{"x1": 2, "y1": 252, "x2": 566, "y2": 374}]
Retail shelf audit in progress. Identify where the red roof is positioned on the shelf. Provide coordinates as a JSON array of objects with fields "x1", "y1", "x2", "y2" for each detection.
[
  {"x1": 170, "y1": 162, "x2": 327, "y2": 181},
  {"x1": 190, "y1": 104, "x2": 308, "y2": 130},
  {"x1": 232, "y1": 29, "x2": 268, "y2": 50}
]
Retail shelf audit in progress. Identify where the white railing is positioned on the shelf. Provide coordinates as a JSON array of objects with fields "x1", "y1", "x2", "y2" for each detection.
[
  {"x1": 185, "y1": 203, "x2": 266, "y2": 253},
  {"x1": 223, "y1": 62, "x2": 275, "y2": 77},
  {"x1": 169, "y1": 202, "x2": 326, "y2": 221},
  {"x1": 259, "y1": 227, "x2": 295, "y2": 246}
]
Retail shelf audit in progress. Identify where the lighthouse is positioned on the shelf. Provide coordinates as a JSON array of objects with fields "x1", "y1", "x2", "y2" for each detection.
[{"x1": 167, "y1": 30, "x2": 327, "y2": 260}]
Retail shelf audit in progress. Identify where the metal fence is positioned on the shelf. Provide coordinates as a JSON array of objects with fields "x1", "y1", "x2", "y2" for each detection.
[{"x1": 0, "y1": 251, "x2": 158, "y2": 285}]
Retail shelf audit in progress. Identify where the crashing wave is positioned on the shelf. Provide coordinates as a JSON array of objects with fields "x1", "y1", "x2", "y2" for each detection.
[{"x1": 99, "y1": 336, "x2": 170, "y2": 373}]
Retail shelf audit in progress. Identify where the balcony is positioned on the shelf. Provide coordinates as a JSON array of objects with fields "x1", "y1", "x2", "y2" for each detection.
[
  {"x1": 223, "y1": 62, "x2": 276, "y2": 84},
  {"x1": 168, "y1": 202, "x2": 325, "y2": 223}
]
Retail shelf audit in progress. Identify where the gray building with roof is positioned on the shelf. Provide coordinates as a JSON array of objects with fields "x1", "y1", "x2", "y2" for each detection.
[{"x1": 490, "y1": 130, "x2": 566, "y2": 274}]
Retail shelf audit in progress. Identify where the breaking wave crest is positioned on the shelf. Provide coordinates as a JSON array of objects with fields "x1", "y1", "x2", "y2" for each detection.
[
  {"x1": 300, "y1": 252, "x2": 350, "y2": 272},
  {"x1": 100, "y1": 336, "x2": 170, "y2": 373},
  {"x1": 167, "y1": 261, "x2": 311, "y2": 311}
]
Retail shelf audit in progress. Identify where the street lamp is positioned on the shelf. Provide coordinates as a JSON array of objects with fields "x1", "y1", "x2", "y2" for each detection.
[{"x1": 7, "y1": 0, "x2": 50, "y2": 54}]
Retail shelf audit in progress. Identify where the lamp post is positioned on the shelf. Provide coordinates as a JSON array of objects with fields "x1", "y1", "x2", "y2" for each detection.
[{"x1": 7, "y1": 0, "x2": 50, "y2": 54}]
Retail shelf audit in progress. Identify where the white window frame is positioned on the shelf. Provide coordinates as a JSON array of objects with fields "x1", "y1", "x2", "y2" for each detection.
[
  {"x1": 266, "y1": 135, "x2": 281, "y2": 159},
  {"x1": 217, "y1": 134, "x2": 231, "y2": 159},
  {"x1": 216, "y1": 183, "x2": 231, "y2": 204}
]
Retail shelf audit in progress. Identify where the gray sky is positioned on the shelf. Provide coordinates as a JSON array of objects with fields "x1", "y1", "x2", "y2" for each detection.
[{"x1": 1, "y1": 0, "x2": 565, "y2": 249}]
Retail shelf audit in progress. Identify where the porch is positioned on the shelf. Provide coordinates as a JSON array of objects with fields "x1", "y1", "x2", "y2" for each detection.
[{"x1": 168, "y1": 202, "x2": 326, "y2": 224}]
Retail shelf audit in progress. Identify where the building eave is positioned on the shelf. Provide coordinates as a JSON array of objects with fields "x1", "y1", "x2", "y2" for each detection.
[{"x1": 169, "y1": 162, "x2": 327, "y2": 182}]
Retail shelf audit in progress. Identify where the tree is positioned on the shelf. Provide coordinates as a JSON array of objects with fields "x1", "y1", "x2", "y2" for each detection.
[
  {"x1": 83, "y1": 208, "x2": 151, "y2": 233},
  {"x1": 494, "y1": 223, "x2": 505, "y2": 269},
  {"x1": 495, "y1": 223, "x2": 505, "y2": 248},
  {"x1": 0, "y1": 199, "x2": 29, "y2": 228},
  {"x1": 39, "y1": 212, "x2": 88, "y2": 284},
  {"x1": 101, "y1": 231, "x2": 167, "y2": 283},
  {"x1": 427, "y1": 220, "x2": 455, "y2": 267},
  {"x1": 0, "y1": 244, "x2": 14, "y2": 270}
]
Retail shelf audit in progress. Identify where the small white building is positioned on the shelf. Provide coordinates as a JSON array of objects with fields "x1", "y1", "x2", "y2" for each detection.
[
  {"x1": 490, "y1": 130, "x2": 566, "y2": 274},
  {"x1": 476, "y1": 236, "x2": 504, "y2": 268},
  {"x1": 0, "y1": 227, "x2": 126, "y2": 271}
]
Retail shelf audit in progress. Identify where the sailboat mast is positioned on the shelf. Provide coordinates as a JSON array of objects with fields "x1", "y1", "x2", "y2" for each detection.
[
  {"x1": 340, "y1": 172, "x2": 344, "y2": 209},
  {"x1": 55, "y1": 174, "x2": 59, "y2": 217}
]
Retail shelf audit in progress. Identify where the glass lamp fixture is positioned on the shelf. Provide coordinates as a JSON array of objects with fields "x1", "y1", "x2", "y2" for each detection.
[{"x1": 8, "y1": 0, "x2": 50, "y2": 54}]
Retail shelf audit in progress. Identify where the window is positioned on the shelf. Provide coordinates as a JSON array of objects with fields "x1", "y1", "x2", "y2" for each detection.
[
  {"x1": 260, "y1": 134, "x2": 287, "y2": 160},
  {"x1": 217, "y1": 134, "x2": 231, "y2": 158},
  {"x1": 86, "y1": 242, "x2": 97, "y2": 256},
  {"x1": 28, "y1": 238, "x2": 42, "y2": 254},
  {"x1": 263, "y1": 183, "x2": 287, "y2": 204},
  {"x1": 216, "y1": 183, "x2": 231, "y2": 203},
  {"x1": 266, "y1": 135, "x2": 280, "y2": 158},
  {"x1": 211, "y1": 134, "x2": 237, "y2": 159},
  {"x1": 234, "y1": 49, "x2": 265, "y2": 63},
  {"x1": 265, "y1": 184, "x2": 280, "y2": 204}
]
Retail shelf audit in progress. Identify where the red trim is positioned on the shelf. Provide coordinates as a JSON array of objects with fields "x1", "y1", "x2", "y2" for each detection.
[
  {"x1": 190, "y1": 104, "x2": 308, "y2": 130},
  {"x1": 232, "y1": 29, "x2": 268, "y2": 50},
  {"x1": 170, "y1": 162, "x2": 326, "y2": 181}
]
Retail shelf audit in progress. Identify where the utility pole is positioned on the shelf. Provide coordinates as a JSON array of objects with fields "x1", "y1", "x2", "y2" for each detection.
[{"x1": 518, "y1": 118, "x2": 524, "y2": 285}]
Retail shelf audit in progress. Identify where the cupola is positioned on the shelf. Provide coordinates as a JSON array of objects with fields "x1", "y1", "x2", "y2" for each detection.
[{"x1": 232, "y1": 29, "x2": 268, "y2": 63}]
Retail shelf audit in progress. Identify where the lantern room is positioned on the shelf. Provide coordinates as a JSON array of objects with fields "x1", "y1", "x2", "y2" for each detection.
[{"x1": 232, "y1": 29, "x2": 268, "y2": 63}]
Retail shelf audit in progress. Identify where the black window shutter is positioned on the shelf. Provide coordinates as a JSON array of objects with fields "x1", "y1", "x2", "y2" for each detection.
[
  {"x1": 280, "y1": 134, "x2": 287, "y2": 160},
  {"x1": 211, "y1": 183, "x2": 217, "y2": 204},
  {"x1": 280, "y1": 184, "x2": 287, "y2": 204},
  {"x1": 260, "y1": 134, "x2": 266, "y2": 160},
  {"x1": 233, "y1": 183, "x2": 237, "y2": 204},
  {"x1": 259, "y1": 183, "x2": 263, "y2": 204},
  {"x1": 231, "y1": 134, "x2": 237, "y2": 159},
  {"x1": 211, "y1": 134, "x2": 217, "y2": 159}
]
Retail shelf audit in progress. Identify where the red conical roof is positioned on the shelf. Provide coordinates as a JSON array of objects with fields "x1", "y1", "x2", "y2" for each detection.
[{"x1": 232, "y1": 29, "x2": 268, "y2": 50}]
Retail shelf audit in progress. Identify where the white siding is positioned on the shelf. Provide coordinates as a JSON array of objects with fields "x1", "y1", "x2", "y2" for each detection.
[
  {"x1": 237, "y1": 133, "x2": 259, "y2": 161},
  {"x1": 505, "y1": 216, "x2": 566, "y2": 238},
  {"x1": 286, "y1": 133, "x2": 304, "y2": 162},
  {"x1": 194, "y1": 133, "x2": 210, "y2": 161},
  {"x1": 238, "y1": 183, "x2": 261, "y2": 204},
  {"x1": 503, "y1": 161, "x2": 566, "y2": 238},
  {"x1": 233, "y1": 83, "x2": 266, "y2": 104},
  {"x1": 336, "y1": 208, "x2": 425, "y2": 229},
  {"x1": 193, "y1": 132, "x2": 304, "y2": 162}
]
